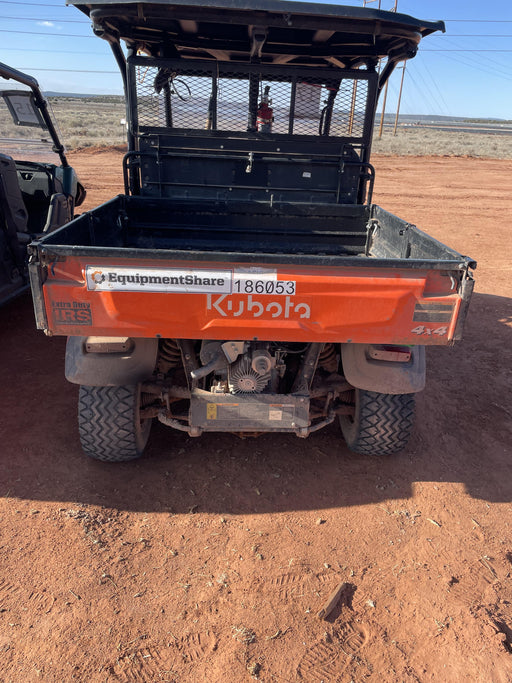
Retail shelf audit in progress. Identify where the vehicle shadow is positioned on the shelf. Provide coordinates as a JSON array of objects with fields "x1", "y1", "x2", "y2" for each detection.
[{"x1": 1, "y1": 290, "x2": 510, "y2": 513}]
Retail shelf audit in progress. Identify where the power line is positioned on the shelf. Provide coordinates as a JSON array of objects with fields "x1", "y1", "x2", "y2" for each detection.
[
  {"x1": 16, "y1": 67, "x2": 118, "y2": 73},
  {"x1": 401, "y1": 69, "x2": 432, "y2": 114},
  {"x1": 465, "y1": 51, "x2": 512, "y2": 75},
  {"x1": 416, "y1": 60, "x2": 449, "y2": 115},
  {"x1": 430, "y1": 34, "x2": 512, "y2": 37},
  {"x1": 0, "y1": 15, "x2": 88, "y2": 22},
  {"x1": 3, "y1": 47, "x2": 94, "y2": 54},
  {"x1": 432, "y1": 44, "x2": 512, "y2": 82},
  {"x1": 422, "y1": 50, "x2": 512, "y2": 52},
  {"x1": 0, "y1": 1, "x2": 63, "y2": 5},
  {"x1": 0, "y1": 28, "x2": 94, "y2": 37},
  {"x1": 436, "y1": 36, "x2": 512, "y2": 78},
  {"x1": 436, "y1": 53, "x2": 512, "y2": 83},
  {"x1": 444, "y1": 19, "x2": 512, "y2": 22},
  {"x1": 443, "y1": 56, "x2": 512, "y2": 83},
  {"x1": 405, "y1": 67, "x2": 443, "y2": 116}
]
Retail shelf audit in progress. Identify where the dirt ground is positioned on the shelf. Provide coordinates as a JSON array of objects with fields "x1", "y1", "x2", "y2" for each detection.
[{"x1": 1, "y1": 150, "x2": 511, "y2": 683}]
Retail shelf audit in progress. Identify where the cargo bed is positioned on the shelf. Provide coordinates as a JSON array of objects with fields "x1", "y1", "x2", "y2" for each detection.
[{"x1": 29, "y1": 195, "x2": 475, "y2": 344}]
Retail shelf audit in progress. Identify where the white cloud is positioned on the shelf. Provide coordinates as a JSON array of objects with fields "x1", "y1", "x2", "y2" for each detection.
[{"x1": 37, "y1": 21, "x2": 55, "y2": 27}]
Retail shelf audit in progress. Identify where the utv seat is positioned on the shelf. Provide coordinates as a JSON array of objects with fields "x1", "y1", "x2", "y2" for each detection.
[
  {"x1": 0, "y1": 153, "x2": 29, "y2": 235},
  {"x1": 15, "y1": 160, "x2": 64, "y2": 233},
  {"x1": 0, "y1": 154, "x2": 29, "y2": 297}
]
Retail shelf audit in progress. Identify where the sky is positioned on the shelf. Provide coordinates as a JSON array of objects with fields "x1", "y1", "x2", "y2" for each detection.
[{"x1": 0, "y1": 0, "x2": 511, "y2": 119}]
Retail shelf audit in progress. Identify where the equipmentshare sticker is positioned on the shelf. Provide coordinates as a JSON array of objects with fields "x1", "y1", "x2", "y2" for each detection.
[
  {"x1": 85, "y1": 266, "x2": 296, "y2": 296},
  {"x1": 86, "y1": 265, "x2": 232, "y2": 293}
]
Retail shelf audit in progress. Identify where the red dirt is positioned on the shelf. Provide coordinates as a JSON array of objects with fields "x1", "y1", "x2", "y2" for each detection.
[{"x1": 1, "y1": 150, "x2": 511, "y2": 683}]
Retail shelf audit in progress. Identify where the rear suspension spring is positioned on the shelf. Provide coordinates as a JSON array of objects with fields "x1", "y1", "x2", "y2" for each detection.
[
  {"x1": 156, "y1": 338, "x2": 182, "y2": 375},
  {"x1": 318, "y1": 343, "x2": 338, "y2": 373}
]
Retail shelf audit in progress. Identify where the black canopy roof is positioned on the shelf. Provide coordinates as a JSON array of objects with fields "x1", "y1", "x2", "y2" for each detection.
[{"x1": 69, "y1": 0, "x2": 444, "y2": 68}]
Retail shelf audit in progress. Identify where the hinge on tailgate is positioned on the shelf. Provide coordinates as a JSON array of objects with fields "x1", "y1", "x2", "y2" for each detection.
[
  {"x1": 365, "y1": 218, "x2": 379, "y2": 256},
  {"x1": 38, "y1": 251, "x2": 66, "y2": 267},
  {"x1": 28, "y1": 258, "x2": 50, "y2": 333},
  {"x1": 452, "y1": 274, "x2": 475, "y2": 342}
]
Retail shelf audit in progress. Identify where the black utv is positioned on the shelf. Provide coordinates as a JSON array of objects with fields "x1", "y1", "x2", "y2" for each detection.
[{"x1": 0, "y1": 62, "x2": 85, "y2": 306}]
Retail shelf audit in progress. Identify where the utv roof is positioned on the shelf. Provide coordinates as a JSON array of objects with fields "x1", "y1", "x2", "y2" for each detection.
[{"x1": 69, "y1": 0, "x2": 444, "y2": 67}]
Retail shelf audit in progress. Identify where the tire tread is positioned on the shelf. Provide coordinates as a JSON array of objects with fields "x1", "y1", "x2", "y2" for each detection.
[
  {"x1": 341, "y1": 390, "x2": 415, "y2": 456},
  {"x1": 78, "y1": 385, "x2": 147, "y2": 462}
]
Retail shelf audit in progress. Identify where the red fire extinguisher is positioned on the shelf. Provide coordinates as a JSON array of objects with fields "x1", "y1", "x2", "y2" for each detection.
[{"x1": 256, "y1": 86, "x2": 273, "y2": 133}]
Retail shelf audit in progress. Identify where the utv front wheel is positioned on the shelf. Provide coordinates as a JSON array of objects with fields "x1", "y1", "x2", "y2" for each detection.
[
  {"x1": 340, "y1": 389, "x2": 415, "y2": 456},
  {"x1": 78, "y1": 384, "x2": 152, "y2": 462}
]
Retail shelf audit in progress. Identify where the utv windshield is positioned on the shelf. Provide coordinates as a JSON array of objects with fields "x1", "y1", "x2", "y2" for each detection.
[{"x1": 0, "y1": 76, "x2": 63, "y2": 164}]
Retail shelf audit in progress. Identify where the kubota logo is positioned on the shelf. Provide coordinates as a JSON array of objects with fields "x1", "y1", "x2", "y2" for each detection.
[{"x1": 207, "y1": 294, "x2": 311, "y2": 319}]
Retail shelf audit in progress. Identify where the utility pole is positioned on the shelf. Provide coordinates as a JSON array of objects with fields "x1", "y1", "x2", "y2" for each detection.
[
  {"x1": 393, "y1": 62, "x2": 406, "y2": 135},
  {"x1": 363, "y1": 0, "x2": 398, "y2": 138}
]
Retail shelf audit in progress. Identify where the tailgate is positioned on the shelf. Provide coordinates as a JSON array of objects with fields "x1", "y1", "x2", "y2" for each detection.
[{"x1": 29, "y1": 252, "x2": 473, "y2": 345}]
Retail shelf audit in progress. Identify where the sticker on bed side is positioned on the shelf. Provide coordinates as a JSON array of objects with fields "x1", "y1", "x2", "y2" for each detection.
[
  {"x1": 233, "y1": 268, "x2": 296, "y2": 296},
  {"x1": 52, "y1": 300, "x2": 92, "y2": 325},
  {"x1": 85, "y1": 265, "x2": 232, "y2": 294}
]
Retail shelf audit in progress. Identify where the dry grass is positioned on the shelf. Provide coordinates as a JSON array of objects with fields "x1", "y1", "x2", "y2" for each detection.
[
  {"x1": 45, "y1": 96, "x2": 512, "y2": 159},
  {"x1": 48, "y1": 96, "x2": 126, "y2": 149},
  {"x1": 372, "y1": 127, "x2": 512, "y2": 159}
]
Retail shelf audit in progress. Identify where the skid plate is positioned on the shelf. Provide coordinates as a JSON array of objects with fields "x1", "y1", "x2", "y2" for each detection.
[{"x1": 190, "y1": 390, "x2": 310, "y2": 432}]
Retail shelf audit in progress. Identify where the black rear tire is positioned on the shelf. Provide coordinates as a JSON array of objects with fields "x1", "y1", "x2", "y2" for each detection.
[
  {"x1": 339, "y1": 389, "x2": 415, "y2": 456},
  {"x1": 78, "y1": 384, "x2": 152, "y2": 462}
]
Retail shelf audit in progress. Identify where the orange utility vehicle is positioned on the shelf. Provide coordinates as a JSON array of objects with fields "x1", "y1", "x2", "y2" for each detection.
[{"x1": 29, "y1": 0, "x2": 475, "y2": 461}]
